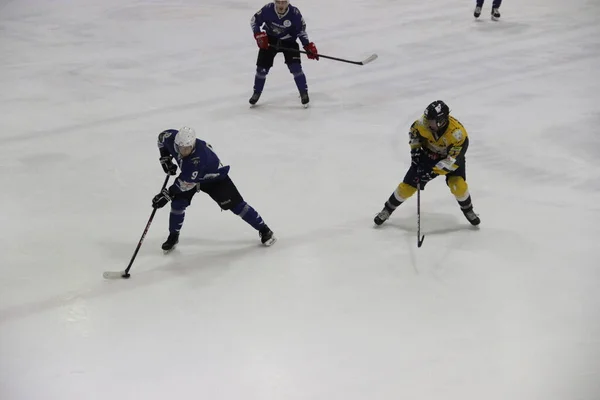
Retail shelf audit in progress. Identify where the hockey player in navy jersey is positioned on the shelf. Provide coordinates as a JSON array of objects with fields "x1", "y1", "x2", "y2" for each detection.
[
  {"x1": 152, "y1": 127, "x2": 276, "y2": 251},
  {"x1": 249, "y1": 0, "x2": 319, "y2": 107}
]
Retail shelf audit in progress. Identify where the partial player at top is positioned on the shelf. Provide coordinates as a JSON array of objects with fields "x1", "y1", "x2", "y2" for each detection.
[{"x1": 249, "y1": 0, "x2": 319, "y2": 108}]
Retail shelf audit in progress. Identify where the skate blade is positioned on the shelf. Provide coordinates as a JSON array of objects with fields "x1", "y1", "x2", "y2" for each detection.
[
  {"x1": 262, "y1": 236, "x2": 277, "y2": 247},
  {"x1": 162, "y1": 245, "x2": 177, "y2": 254}
]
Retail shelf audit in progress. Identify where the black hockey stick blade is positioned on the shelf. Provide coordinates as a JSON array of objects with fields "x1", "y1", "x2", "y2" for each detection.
[
  {"x1": 417, "y1": 235, "x2": 425, "y2": 248},
  {"x1": 272, "y1": 45, "x2": 378, "y2": 66}
]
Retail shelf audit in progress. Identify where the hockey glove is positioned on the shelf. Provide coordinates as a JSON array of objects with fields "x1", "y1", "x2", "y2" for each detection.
[
  {"x1": 410, "y1": 147, "x2": 423, "y2": 166},
  {"x1": 254, "y1": 32, "x2": 269, "y2": 49},
  {"x1": 152, "y1": 188, "x2": 172, "y2": 209},
  {"x1": 304, "y1": 42, "x2": 319, "y2": 60},
  {"x1": 160, "y1": 156, "x2": 178, "y2": 175},
  {"x1": 417, "y1": 170, "x2": 438, "y2": 185}
]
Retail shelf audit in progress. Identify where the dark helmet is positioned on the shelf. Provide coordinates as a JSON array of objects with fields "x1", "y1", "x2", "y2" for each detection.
[{"x1": 424, "y1": 100, "x2": 450, "y2": 133}]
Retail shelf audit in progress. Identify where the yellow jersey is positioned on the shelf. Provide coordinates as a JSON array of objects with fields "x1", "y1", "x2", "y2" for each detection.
[{"x1": 409, "y1": 115, "x2": 469, "y2": 174}]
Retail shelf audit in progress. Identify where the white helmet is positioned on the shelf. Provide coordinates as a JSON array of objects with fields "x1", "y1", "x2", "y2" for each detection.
[{"x1": 175, "y1": 126, "x2": 196, "y2": 156}]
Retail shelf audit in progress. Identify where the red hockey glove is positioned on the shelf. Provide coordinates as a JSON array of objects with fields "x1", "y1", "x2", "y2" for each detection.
[
  {"x1": 304, "y1": 42, "x2": 319, "y2": 60},
  {"x1": 254, "y1": 32, "x2": 269, "y2": 49}
]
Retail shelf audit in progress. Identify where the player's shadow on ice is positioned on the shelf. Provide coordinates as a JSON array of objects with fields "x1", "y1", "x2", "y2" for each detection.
[
  {"x1": 378, "y1": 212, "x2": 478, "y2": 275},
  {"x1": 99, "y1": 237, "x2": 253, "y2": 262},
  {"x1": 0, "y1": 239, "x2": 264, "y2": 325},
  {"x1": 154, "y1": 240, "x2": 264, "y2": 282},
  {"x1": 246, "y1": 92, "x2": 366, "y2": 112},
  {"x1": 382, "y1": 212, "x2": 477, "y2": 236},
  {"x1": 471, "y1": 19, "x2": 530, "y2": 35}
]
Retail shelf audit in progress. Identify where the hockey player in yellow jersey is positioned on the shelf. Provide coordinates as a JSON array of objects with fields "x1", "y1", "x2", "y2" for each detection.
[{"x1": 374, "y1": 100, "x2": 480, "y2": 226}]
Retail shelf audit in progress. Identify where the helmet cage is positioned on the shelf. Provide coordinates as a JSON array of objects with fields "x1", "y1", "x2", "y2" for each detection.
[
  {"x1": 175, "y1": 142, "x2": 194, "y2": 157},
  {"x1": 274, "y1": 0, "x2": 289, "y2": 15},
  {"x1": 424, "y1": 101, "x2": 450, "y2": 133}
]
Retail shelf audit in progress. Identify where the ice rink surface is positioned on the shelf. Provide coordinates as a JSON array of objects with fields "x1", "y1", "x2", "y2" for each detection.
[{"x1": 1, "y1": 0, "x2": 599, "y2": 399}]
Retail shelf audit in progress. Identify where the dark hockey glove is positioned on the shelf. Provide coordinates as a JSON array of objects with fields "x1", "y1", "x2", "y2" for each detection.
[
  {"x1": 416, "y1": 169, "x2": 438, "y2": 186},
  {"x1": 152, "y1": 188, "x2": 172, "y2": 209},
  {"x1": 304, "y1": 42, "x2": 319, "y2": 60},
  {"x1": 411, "y1": 147, "x2": 423, "y2": 166},
  {"x1": 160, "y1": 156, "x2": 177, "y2": 175},
  {"x1": 254, "y1": 32, "x2": 269, "y2": 49},
  {"x1": 413, "y1": 148, "x2": 442, "y2": 170}
]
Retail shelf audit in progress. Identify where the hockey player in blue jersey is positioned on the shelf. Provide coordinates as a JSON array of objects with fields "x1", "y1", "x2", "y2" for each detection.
[
  {"x1": 152, "y1": 127, "x2": 276, "y2": 251},
  {"x1": 249, "y1": 0, "x2": 319, "y2": 107}
]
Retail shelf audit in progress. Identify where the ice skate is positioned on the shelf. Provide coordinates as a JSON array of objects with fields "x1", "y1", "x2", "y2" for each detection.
[
  {"x1": 491, "y1": 8, "x2": 501, "y2": 20},
  {"x1": 474, "y1": 6, "x2": 482, "y2": 18},
  {"x1": 374, "y1": 207, "x2": 392, "y2": 226},
  {"x1": 249, "y1": 91, "x2": 261, "y2": 106},
  {"x1": 162, "y1": 232, "x2": 179, "y2": 253},
  {"x1": 462, "y1": 208, "x2": 481, "y2": 226},
  {"x1": 300, "y1": 92, "x2": 309, "y2": 108},
  {"x1": 259, "y1": 225, "x2": 276, "y2": 246}
]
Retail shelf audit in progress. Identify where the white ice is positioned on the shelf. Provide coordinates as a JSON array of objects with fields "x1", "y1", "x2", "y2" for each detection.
[{"x1": 1, "y1": 0, "x2": 599, "y2": 399}]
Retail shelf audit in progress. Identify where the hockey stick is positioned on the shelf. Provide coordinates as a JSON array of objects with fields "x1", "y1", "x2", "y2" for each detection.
[
  {"x1": 103, "y1": 175, "x2": 170, "y2": 280},
  {"x1": 271, "y1": 45, "x2": 378, "y2": 66},
  {"x1": 416, "y1": 180, "x2": 425, "y2": 248}
]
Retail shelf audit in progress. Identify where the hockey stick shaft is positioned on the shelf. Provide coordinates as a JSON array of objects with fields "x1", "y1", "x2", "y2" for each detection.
[
  {"x1": 417, "y1": 181, "x2": 425, "y2": 248},
  {"x1": 271, "y1": 45, "x2": 378, "y2": 65},
  {"x1": 103, "y1": 175, "x2": 170, "y2": 279},
  {"x1": 123, "y1": 174, "x2": 170, "y2": 275}
]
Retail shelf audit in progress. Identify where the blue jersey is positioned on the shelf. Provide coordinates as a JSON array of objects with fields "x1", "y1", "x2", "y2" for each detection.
[
  {"x1": 251, "y1": 3, "x2": 310, "y2": 46},
  {"x1": 158, "y1": 129, "x2": 230, "y2": 194}
]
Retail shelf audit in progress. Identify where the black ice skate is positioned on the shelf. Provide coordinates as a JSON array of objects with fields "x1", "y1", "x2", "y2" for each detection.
[
  {"x1": 474, "y1": 6, "x2": 482, "y2": 18},
  {"x1": 162, "y1": 232, "x2": 179, "y2": 252},
  {"x1": 300, "y1": 92, "x2": 309, "y2": 108},
  {"x1": 491, "y1": 8, "x2": 501, "y2": 20},
  {"x1": 462, "y1": 208, "x2": 481, "y2": 226},
  {"x1": 259, "y1": 225, "x2": 276, "y2": 246},
  {"x1": 374, "y1": 207, "x2": 393, "y2": 226},
  {"x1": 249, "y1": 91, "x2": 261, "y2": 106}
]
